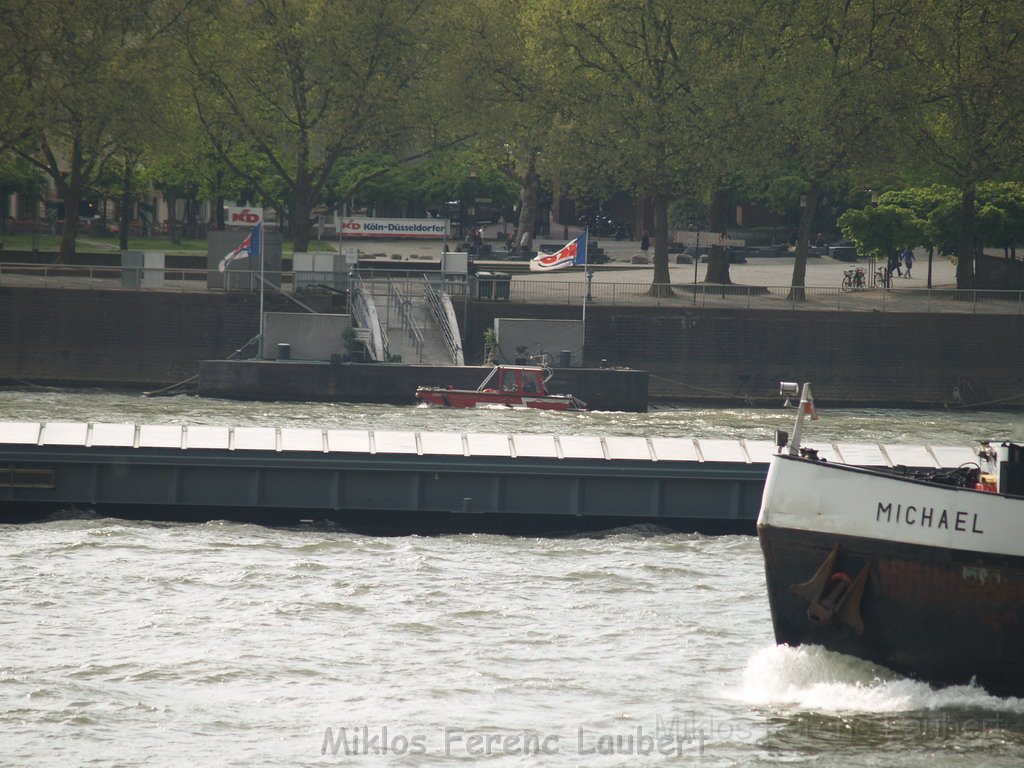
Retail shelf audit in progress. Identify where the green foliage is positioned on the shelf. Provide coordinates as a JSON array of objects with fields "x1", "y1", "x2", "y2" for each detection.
[
  {"x1": 330, "y1": 151, "x2": 519, "y2": 215},
  {"x1": 1, "y1": 0, "x2": 1022, "y2": 285},
  {"x1": 0, "y1": 0, "x2": 190, "y2": 259},
  {"x1": 0, "y1": 154, "x2": 44, "y2": 198},
  {"x1": 669, "y1": 197, "x2": 710, "y2": 231},
  {"x1": 186, "y1": 0, "x2": 446, "y2": 249},
  {"x1": 977, "y1": 182, "x2": 1024, "y2": 250},
  {"x1": 342, "y1": 325, "x2": 359, "y2": 353},
  {"x1": 878, "y1": 182, "x2": 1024, "y2": 254},
  {"x1": 762, "y1": 177, "x2": 810, "y2": 215},
  {"x1": 838, "y1": 205, "x2": 925, "y2": 259}
]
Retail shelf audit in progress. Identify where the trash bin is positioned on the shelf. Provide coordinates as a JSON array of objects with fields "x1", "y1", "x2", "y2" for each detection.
[
  {"x1": 559, "y1": 350, "x2": 572, "y2": 368},
  {"x1": 493, "y1": 272, "x2": 511, "y2": 300},
  {"x1": 276, "y1": 343, "x2": 291, "y2": 360}
]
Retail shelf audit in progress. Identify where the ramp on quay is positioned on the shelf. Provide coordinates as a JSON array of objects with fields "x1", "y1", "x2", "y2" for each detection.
[{"x1": 0, "y1": 420, "x2": 977, "y2": 535}]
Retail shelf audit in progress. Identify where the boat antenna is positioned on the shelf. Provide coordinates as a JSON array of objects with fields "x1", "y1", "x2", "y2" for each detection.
[{"x1": 779, "y1": 381, "x2": 817, "y2": 455}]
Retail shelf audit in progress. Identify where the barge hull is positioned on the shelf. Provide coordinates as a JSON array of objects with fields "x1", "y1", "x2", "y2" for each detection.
[
  {"x1": 0, "y1": 421, "x2": 980, "y2": 535},
  {"x1": 759, "y1": 524, "x2": 1024, "y2": 696}
]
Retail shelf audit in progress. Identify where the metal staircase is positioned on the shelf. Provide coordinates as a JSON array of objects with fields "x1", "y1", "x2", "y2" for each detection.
[{"x1": 353, "y1": 273, "x2": 463, "y2": 365}]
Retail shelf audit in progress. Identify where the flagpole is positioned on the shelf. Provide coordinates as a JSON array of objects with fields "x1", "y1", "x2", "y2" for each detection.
[{"x1": 258, "y1": 222, "x2": 265, "y2": 358}]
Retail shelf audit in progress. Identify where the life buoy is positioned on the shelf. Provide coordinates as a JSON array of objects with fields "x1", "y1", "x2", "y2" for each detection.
[{"x1": 830, "y1": 572, "x2": 852, "y2": 587}]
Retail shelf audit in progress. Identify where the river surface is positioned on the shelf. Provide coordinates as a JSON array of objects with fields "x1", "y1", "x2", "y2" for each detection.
[{"x1": 2, "y1": 389, "x2": 1023, "y2": 767}]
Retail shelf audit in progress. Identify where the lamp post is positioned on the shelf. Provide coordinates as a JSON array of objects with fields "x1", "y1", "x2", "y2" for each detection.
[
  {"x1": 31, "y1": 195, "x2": 39, "y2": 255},
  {"x1": 465, "y1": 171, "x2": 478, "y2": 245},
  {"x1": 869, "y1": 189, "x2": 879, "y2": 286},
  {"x1": 693, "y1": 228, "x2": 701, "y2": 286}
]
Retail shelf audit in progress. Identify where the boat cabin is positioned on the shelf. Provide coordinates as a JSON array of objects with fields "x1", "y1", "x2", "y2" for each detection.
[{"x1": 478, "y1": 365, "x2": 548, "y2": 395}]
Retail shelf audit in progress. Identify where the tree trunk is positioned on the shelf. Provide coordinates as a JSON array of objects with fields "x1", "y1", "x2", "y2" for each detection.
[
  {"x1": 213, "y1": 194, "x2": 225, "y2": 231},
  {"x1": 184, "y1": 197, "x2": 197, "y2": 239},
  {"x1": 956, "y1": 182, "x2": 976, "y2": 289},
  {"x1": 926, "y1": 246, "x2": 934, "y2": 289},
  {"x1": 53, "y1": 136, "x2": 86, "y2": 264},
  {"x1": 704, "y1": 244, "x2": 732, "y2": 284},
  {"x1": 789, "y1": 180, "x2": 820, "y2": 301},
  {"x1": 58, "y1": 180, "x2": 85, "y2": 264},
  {"x1": 709, "y1": 188, "x2": 730, "y2": 234},
  {"x1": 165, "y1": 194, "x2": 180, "y2": 244},
  {"x1": 516, "y1": 155, "x2": 540, "y2": 252},
  {"x1": 647, "y1": 191, "x2": 674, "y2": 297},
  {"x1": 118, "y1": 157, "x2": 131, "y2": 252},
  {"x1": 58, "y1": 199, "x2": 81, "y2": 264},
  {"x1": 291, "y1": 191, "x2": 315, "y2": 253}
]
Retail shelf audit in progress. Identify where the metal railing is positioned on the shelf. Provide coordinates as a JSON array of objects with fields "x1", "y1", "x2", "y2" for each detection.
[
  {"x1": 0, "y1": 264, "x2": 215, "y2": 291},
  {"x1": 3, "y1": 263, "x2": 1023, "y2": 315},
  {"x1": 348, "y1": 272, "x2": 390, "y2": 362},
  {"x1": 453, "y1": 278, "x2": 1024, "y2": 315},
  {"x1": 387, "y1": 277, "x2": 425, "y2": 363},
  {"x1": 424, "y1": 275, "x2": 465, "y2": 365}
]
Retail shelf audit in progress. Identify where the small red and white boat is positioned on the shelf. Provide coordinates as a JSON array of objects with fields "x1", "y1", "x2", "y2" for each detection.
[{"x1": 415, "y1": 365, "x2": 587, "y2": 411}]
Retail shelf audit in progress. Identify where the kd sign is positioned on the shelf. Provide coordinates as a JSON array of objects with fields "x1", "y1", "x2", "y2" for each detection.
[{"x1": 226, "y1": 206, "x2": 264, "y2": 225}]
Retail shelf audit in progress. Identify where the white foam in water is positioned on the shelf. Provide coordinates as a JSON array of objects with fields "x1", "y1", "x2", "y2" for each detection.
[{"x1": 734, "y1": 645, "x2": 1024, "y2": 713}]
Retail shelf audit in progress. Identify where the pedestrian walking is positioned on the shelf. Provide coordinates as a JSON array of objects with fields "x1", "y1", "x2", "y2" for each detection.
[
  {"x1": 640, "y1": 229, "x2": 651, "y2": 254},
  {"x1": 885, "y1": 251, "x2": 900, "y2": 286},
  {"x1": 888, "y1": 250, "x2": 902, "y2": 279},
  {"x1": 902, "y1": 246, "x2": 915, "y2": 278}
]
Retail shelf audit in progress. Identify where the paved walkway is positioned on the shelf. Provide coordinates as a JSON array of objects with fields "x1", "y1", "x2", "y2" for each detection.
[{"x1": 351, "y1": 231, "x2": 958, "y2": 289}]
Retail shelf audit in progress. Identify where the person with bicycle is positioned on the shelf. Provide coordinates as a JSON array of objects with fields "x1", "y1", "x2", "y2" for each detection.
[{"x1": 887, "y1": 250, "x2": 902, "y2": 282}]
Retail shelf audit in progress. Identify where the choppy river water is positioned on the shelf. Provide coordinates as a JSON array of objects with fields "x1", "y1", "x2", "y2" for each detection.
[{"x1": 2, "y1": 389, "x2": 1023, "y2": 767}]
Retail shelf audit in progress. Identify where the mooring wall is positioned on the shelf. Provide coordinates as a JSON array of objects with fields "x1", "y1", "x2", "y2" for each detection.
[
  {"x1": 468, "y1": 303, "x2": 1024, "y2": 407},
  {"x1": 0, "y1": 287, "x2": 259, "y2": 386},
  {"x1": 2, "y1": 286, "x2": 1022, "y2": 407}
]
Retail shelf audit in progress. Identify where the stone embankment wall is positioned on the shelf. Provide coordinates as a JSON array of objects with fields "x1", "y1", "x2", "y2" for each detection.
[
  {"x1": 2, "y1": 286, "x2": 1022, "y2": 408},
  {"x1": 0, "y1": 288, "x2": 259, "y2": 387},
  {"x1": 469, "y1": 303, "x2": 1024, "y2": 408}
]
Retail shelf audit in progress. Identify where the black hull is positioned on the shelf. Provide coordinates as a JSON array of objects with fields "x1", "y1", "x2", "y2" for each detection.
[
  {"x1": 2, "y1": 500, "x2": 755, "y2": 537},
  {"x1": 759, "y1": 525, "x2": 1024, "y2": 697}
]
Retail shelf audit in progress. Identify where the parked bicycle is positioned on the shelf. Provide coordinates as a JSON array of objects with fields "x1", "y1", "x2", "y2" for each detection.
[
  {"x1": 514, "y1": 344, "x2": 553, "y2": 367},
  {"x1": 841, "y1": 267, "x2": 867, "y2": 291}
]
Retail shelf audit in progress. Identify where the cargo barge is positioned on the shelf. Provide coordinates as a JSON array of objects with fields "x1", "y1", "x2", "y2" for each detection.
[{"x1": 0, "y1": 418, "x2": 977, "y2": 535}]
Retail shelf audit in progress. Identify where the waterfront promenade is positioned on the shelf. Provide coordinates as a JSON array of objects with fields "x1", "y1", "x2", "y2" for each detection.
[{"x1": 3, "y1": 245, "x2": 1014, "y2": 316}]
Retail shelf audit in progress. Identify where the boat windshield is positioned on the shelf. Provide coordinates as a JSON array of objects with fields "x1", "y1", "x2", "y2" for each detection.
[{"x1": 502, "y1": 370, "x2": 518, "y2": 391}]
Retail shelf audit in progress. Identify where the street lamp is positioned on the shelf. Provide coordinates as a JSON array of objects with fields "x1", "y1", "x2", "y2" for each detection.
[{"x1": 464, "y1": 171, "x2": 478, "y2": 244}]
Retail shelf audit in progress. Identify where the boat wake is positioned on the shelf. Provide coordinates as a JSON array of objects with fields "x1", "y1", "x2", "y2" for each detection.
[{"x1": 735, "y1": 644, "x2": 1024, "y2": 713}]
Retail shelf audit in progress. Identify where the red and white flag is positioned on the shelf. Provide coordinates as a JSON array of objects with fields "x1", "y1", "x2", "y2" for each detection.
[{"x1": 529, "y1": 232, "x2": 588, "y2": 272}]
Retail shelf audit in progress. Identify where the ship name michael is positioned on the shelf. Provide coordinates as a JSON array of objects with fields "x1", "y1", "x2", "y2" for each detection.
[{"x1": 876, "y1": 502, "x2": 983, "y2": 534}]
